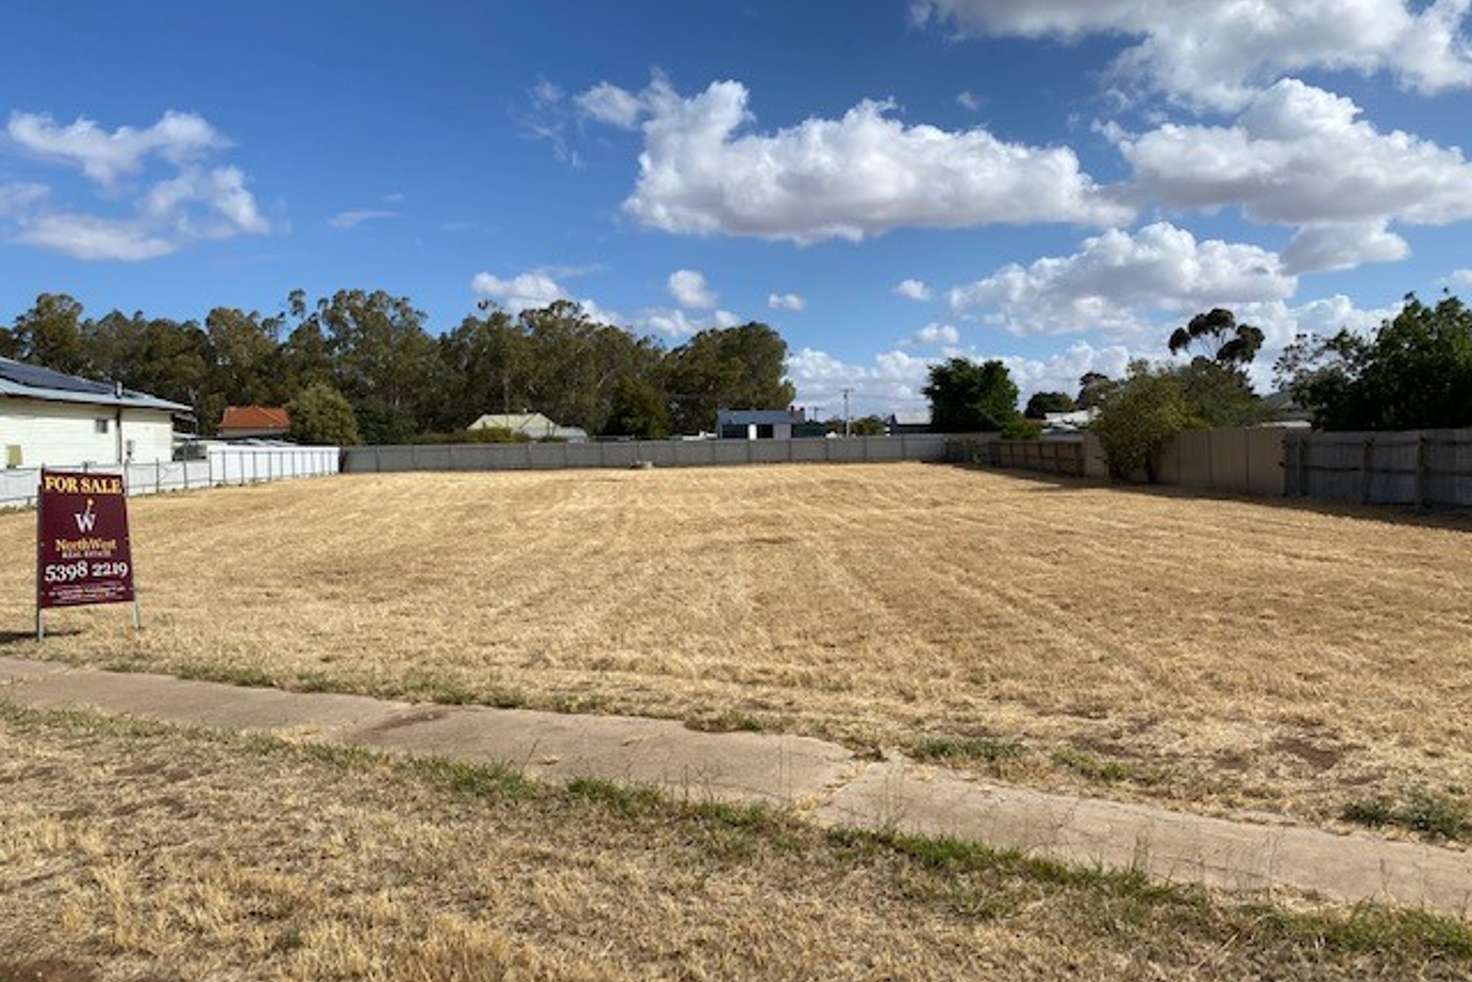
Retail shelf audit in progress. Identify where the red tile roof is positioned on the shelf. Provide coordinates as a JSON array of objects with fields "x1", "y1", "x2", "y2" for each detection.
[{"x1": 220, "y1": 406, "x2": 291, "y2": 431}]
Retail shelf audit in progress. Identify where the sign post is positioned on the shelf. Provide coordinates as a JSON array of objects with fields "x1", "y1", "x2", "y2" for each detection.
[{"x1": 35, "y1": 468, "x2": 139, "y2": 639}]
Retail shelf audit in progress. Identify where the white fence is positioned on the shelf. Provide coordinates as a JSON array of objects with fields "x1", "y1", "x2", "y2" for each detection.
[{"x1": 0, "y1": 444, "x2": 340, "y2": 509}]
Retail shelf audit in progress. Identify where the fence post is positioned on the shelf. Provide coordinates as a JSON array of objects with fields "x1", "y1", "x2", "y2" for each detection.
[
  {"x1": 155, "y1": 459, "x2": 161, "y2": 494},
  {"x1": 862, "y1": 437, "x2": 871, "y2": 462},
  {"x1": 1360, "y1": 437, "x2": 1374, "y2": 504},
  {"x1": 598, "y1": 441, "x2": 607, "y2": 468},
  {"x1": 1296, "y1": 437, "x2": 1307, "y2": 497},
  {"x1": 206, "y1": 450, "x2": 213, "y2": 488},
  {"x1": 375, "y1": 446, "x2": 382, "y2": 473},
  {"x1": 1416, "y1": 433, "x2": 1429, "y2": 508}
]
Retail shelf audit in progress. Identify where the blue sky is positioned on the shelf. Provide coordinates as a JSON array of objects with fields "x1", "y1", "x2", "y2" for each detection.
[{"x1": 3, "y1": 1, "x2": 1471, "y2": 415}]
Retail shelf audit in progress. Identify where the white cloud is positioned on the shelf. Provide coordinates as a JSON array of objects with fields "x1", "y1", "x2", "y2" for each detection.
[
  {"x1": 0, "y1": 182, "x2": 48, "y2": 216},
  {"x1": 785, "y1": 340, "x2": 1135, "y2": 416},
  {"x1": 634, "y1": 307, "x2": 741, "y2": 338},
  {"x1": 7, "y1": 109, "x2": 227, "y2": 186},
  {"x1": 913, "y1": 0, "x2": 1472, "y2": 111},
  {"x1": 15, "y1": 212, "x2": 176, "y2": 262},
  {"x1": 894, "y1": 278, "x2": 933, "y2": 301},
  {"x1": 1114, "y1": 79, "x2": 1472, "y2": 269},
  {"x1": 956, "y1": 90, "x2": 982, "y2": 111},
  {"x1": 1452, "y1": 268, "x2": 1472, "y2": 286},
  {"x1": 907, "y1": 322, "x2": 960, "y2": 347},
  {"x1": 0, "y1": 110, "x2": 269, "y2": 262},
  {"x1": 1232, "y1": 294, "x2": 1401, "y2": 389},
  {"x1": 470, "y1": 270, "x2": 620, "y2": 323},
  {"x1": 667, "y1": 268, "x2": 717, "y2": 309},
  {"x1": 768, "y1": 292, "x2": 806, "y2": 311},
  {"x1": 519, "y1": 78, "x2": 583, "y2": 167},
  {"x1": 575, "y1": 81, "x2": 649, "y2": 129},
  {"x1": 529, "y1": 78, "x2": 564, "y2": 109},
  {"x1": 948, "y1": 222, "x2": 1296, "y2": 337},
  {"x1": 1281, "y1": 221, "x2": 1410, "y2": 274},
  {"x1": 1236, "y1": 294, "x2": 1398, "y2": 351},
  {"x1": 142, "y1": 165, "x2": 269, "y2": 238},
  {"x1": 582, "y1": 75, "x2": 1131, "y2": 243},
  {"x1": 329, "y1": 209, "x2": 399, "y2": 229}
]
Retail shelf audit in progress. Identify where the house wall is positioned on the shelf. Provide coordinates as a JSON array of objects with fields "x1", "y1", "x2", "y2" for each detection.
[{"x1": 0, "y1": 397, "x2": 175, "y2": 469}]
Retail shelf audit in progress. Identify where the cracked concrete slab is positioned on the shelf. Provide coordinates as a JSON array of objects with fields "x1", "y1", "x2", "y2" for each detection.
[
  {"x1": 343, "y1": 703, "x2": 854, "y2": 805},
  {"x1": 0, "y1": 659, "x2": 403, "y2": 735},
  {"x1": 4, "y1": 655, "x2": 1472, "y2": 914},
  {"x1": 816, "y1": 759, "x2": 1472, "y2": 911}
]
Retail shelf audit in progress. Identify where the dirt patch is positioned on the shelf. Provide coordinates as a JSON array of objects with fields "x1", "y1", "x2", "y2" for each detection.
[
  {"x1": 1270, "y1": 735, "x2": 1345, "y2": 772},
  {"x1": 0, "y1": 961, "x2": 97, "y2": 982}
]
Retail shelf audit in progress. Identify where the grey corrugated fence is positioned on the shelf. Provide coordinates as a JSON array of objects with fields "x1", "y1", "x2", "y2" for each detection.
[
  {"x1": 342, "y1": 433, "x2": 987, "y2": 473},
  {"x1": 1284, "y1": 429, "x2": 1472, "y2": 506}
]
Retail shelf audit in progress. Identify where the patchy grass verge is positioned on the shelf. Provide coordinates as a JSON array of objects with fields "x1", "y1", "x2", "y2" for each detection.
[
  {"x1": 911, "y1": 734, "x2": 1026, "y2": 766},
  {"x1": 1343, "y1": 790, "x2": 1472, "y2": 842},
  {"x1": 3, "y1": 702, "x2": 1472, "y2": 980}
]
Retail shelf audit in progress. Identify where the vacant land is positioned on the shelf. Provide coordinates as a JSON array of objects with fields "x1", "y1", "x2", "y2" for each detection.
[
  {"x1": 3, "y1": 704, "x2": 1468, "y2": 981},
  {"x1": 3, "y1": 463, "x2": 1471, "y2": 829}
]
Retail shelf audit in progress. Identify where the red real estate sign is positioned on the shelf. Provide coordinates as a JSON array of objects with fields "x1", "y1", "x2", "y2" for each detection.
[{"x1": 36, "y1": 469, "x2": 136, "y2": 610}]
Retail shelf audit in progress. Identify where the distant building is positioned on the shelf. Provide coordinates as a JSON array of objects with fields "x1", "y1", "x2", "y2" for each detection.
[
  {"x1": 716, "y1": 408, "x2": 805, "y2": 440},
  {"x1": 219, "y1": 406, "x2": 291, "y2": 440},
  {"x1": 1042, "y1": 407, "x2": 1098, "y2": 433},
  {"x1": 1, "y1": 356, "x2": 189, "y2": 469},
  {"x1": 886, "y1": 410, "x2": 931, "y2": 435},
  {"x1": 1259, "y1": 391, "x2": 1314, "y2": 428},
  {"x1": 469, "y1": 412, "x2": 588, "y2": 442}
]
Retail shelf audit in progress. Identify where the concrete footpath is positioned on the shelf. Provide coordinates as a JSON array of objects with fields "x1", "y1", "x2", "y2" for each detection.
[{"x1": 4, "y1": 656, "x2": 1471, "y2": 915}]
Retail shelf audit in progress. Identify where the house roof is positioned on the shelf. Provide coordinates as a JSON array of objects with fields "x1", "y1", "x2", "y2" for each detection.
[
  {"x1": 471, "y1": 413, "x2": 557, "y2": 432},
  {"x1": 717, "y1": 409, "x2": 801, "y2": 425},
  {"x1": 889, "y1": 410, "x2": 930, "y2": 426},
  {"x1": 0, "y1": 356, "x2": 191, "y2": 413},
  {"x1": 221, "y1": 406, "x2": 291, "y2": 430}
]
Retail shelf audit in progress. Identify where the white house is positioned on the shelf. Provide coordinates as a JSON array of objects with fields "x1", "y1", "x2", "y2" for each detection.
[
  {"x1": 0, "y1": 357, "x2": 190, "y2": 470},
  {"x1": 468, "y1": 412, "x2": 588, "y2": 442}
]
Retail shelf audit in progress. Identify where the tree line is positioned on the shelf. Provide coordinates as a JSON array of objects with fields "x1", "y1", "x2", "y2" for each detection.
[
  {"x1": 923, "y1": 291, "x2": 1472, "y2": 480},
  {"x1": 0, "y1": 291, "x2": 796, "y2": 444}
]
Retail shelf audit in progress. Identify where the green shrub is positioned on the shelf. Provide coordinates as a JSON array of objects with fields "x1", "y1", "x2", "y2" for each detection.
[
  {"x1": 416, "y1": 426, "x2": 530, "y2": 445},
  {"x1": 1092, "y1": 361, "x2": 1196, "y2": 482},
  {"x1": 1000, "y1": 417, "x2": 1043, "y2": 440}
]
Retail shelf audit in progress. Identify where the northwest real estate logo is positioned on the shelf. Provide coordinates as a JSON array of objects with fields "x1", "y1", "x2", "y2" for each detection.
[{"x1": 36, "y1": 469, "x2": 138, "y2": 634}]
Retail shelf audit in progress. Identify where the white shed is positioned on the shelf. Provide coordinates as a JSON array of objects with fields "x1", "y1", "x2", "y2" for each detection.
[{"x1": 0, "y1": 357, "x2": 189, "y2": 470}]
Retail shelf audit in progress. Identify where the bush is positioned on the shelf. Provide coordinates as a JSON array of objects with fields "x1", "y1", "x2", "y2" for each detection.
[
  {"x1": 1000, "y1": 417, "x2": 1043, "y2": 440},
  {"x1": 286, "y1": 383, "x2": 360, "y2": 446},
  {"x1": 1092, "y1": 361, "x2": 1195, "y2": 482},
  {"x1": 417, "y1": 426, "x2": 530, "y2": 445}
]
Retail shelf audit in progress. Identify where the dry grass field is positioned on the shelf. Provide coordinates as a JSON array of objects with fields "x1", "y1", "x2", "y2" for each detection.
[
  {"x1": 3, "y1": 462, "x2": 1472, "y2": 830},
  {"x1": 3, "y1": 705, "x2": 1468, "y2": 981}
]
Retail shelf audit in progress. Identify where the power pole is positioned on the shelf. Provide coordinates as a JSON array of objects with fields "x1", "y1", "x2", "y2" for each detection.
[{"x1": 842, "y1": 388, "x2": 852, "y2": 438}]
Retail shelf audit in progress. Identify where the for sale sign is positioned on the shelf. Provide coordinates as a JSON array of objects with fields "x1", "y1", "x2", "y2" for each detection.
[{"x1": 36, "y1": 469, "x2": 135, "y2": 610}]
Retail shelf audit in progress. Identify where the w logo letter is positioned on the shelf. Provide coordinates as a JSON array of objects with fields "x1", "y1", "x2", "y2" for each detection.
[{"x1": 73, "y1": 499, "x2": 97, "y2": 533}]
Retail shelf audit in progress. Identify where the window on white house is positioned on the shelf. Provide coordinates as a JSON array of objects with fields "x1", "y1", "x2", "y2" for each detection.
[{"x1": 95, "y1": 419, "x2": 110, "y2": 434}]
